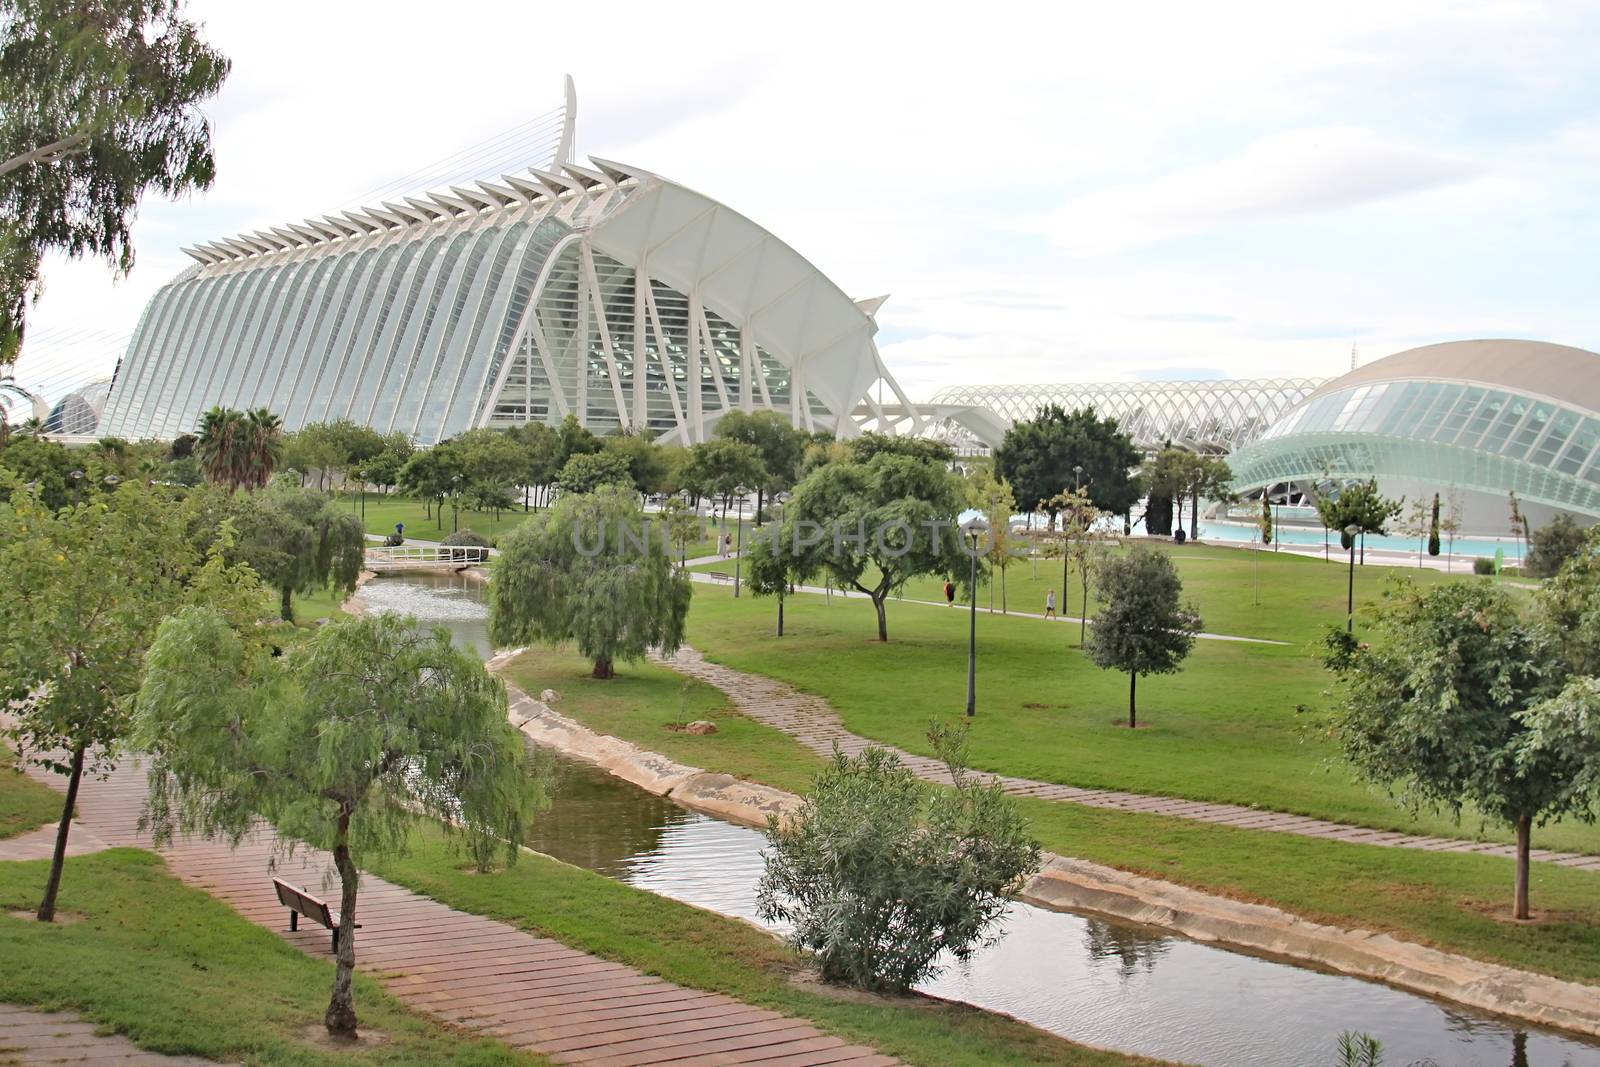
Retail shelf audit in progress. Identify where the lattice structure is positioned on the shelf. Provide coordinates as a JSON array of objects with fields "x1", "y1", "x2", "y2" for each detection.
[
  {"x1": 928, "y1": 379, "x2": 1324, "y2": 453},
  {"x1": 97, "y1": 83, "x2": 912, "y2": 446}
]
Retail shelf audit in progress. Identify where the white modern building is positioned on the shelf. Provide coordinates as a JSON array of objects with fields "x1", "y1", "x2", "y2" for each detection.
[{"x1": 96, "y1": 81, "x2": 918, "y2": 446}]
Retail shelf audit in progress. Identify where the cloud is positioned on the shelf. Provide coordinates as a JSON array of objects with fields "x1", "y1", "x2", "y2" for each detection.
[{"x1": 1038, "y1": 128, "x2": 1480, "y2": 255}]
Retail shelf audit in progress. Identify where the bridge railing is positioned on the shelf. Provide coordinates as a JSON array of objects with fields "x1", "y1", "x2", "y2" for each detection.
[{"x1": 365, "y1": 544, "x2": 489, "y2": 567}]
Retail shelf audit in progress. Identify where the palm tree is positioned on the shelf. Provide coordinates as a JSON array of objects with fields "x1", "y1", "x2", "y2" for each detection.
[
  {"x1": 196, "y1": 407, "x2": 246, "y2": 491},
  {"x1": 243, "y1": 407, "x2": 283, "y2": 489}
]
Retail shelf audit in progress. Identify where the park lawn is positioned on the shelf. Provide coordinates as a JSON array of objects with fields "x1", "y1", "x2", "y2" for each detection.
[
  {"x1": 502, "y1": 646, "x2": 829, "y2": 795},
  {"x1": 0, "y1": 746, "x2": 59, "y2": 840},
  {"x1": 681, "y1": 584, "x2": 1600, "y2": 855},
  {"x1": 0, "y1": 849, "x2": 543, "y2": 1066},
  {"x1": 698, "y1": 540, "x2": 1518, "y2": 646},
  {"x1": 499, "y1": 646, "x2": 1600, "y2": 986},
  {"x1": 289, "y1": 581, "x2": 353, "y2": 625},
  {"x1": 358, "y1": 493, "x2": 541, "y2": 544},
  {"x1": 371, "y1": 825, "x2": 1166, "y2": 1067}
]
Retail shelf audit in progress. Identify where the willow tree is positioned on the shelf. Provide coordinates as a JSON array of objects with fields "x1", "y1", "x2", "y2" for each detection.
[
  {"x1": 136, "y1": 611, "x2": 543, "y2": 1037},
  {"x1": 227, "y1": 479, "x2": 364, "y2": 621},
  {"x1": 491, "y1": 484, "x2": 691, "y2": 678}
]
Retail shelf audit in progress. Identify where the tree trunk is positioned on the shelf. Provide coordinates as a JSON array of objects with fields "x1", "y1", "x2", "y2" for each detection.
[
  {"x1": 280, "y1": 584, "x2": 295, "y2": 623},
  {"x1": 36, "y1": 744, "x2": 85, "y2": 922},
  {"x1": 592, "y1": 656, "x2": 615, "y2": 679},
  {"x1": 1081, "y1": 578, "x2": 1088, "y2": 644},
  {"x1": 326, "y1": 814, "x2": 360, "y2": 1037},
  {"x1": 1128, "y1": 673, "x2": 1137, "y2": 729},
  {"x1": 776, "y1": 593, "x2": 785, "y2": 637},
  {"x1": 872, "y1": 596, "x2": 888, "y2": 642},
  {"x1": 1001, "y1": 568, "x2": 1006, "y2": 614},
  {"x1": 1514, "y1": 814, "x2": 1532, "y2": 920}
]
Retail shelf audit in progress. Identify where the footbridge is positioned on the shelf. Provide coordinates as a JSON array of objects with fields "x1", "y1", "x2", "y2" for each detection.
[{"x1": 364, "y1": 544, "x2": 490, "y2": 572}]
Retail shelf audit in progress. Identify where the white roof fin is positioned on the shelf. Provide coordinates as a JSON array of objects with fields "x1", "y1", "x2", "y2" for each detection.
[{"x1": 854, "y1": 295, "x2": 890, "y2": 317}]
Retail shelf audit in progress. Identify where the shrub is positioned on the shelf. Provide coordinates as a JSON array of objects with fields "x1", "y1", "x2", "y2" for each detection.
[
  {"x1": 1473, "y1": 557, "x2": 1496, "y2": 575},
  {"x1": 441, "y1": 529, "x2": 490, "y2": 561},
  {"x1": 1525, "y1": 513, "x2": 1591, "y2": 579},
  {"x1": 756, "y1": 723, "x2": 1040, "y2": 993}
]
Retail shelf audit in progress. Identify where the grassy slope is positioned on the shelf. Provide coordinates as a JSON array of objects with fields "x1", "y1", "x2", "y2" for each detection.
[
  {"x1": 0, "y1": 849, "x2": 541, "y2": 1066},
  {"x1": 679, "y1": 573, "x2": 1600, "y2": 854},
  {"x1": 0, "y1": 746, "x2": 59, "y2": 840},
  {"x1": 372, "y1": 825, "x2": 1166, "y2": 1067},
  {"x1": 502, "y1": 644, "x2": 1600, "y2": 986}
]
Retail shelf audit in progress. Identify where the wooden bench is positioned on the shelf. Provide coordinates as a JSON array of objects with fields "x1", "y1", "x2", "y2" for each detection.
[
  {"x1": 273, "y1": 877, "x2": 359, "y2": 952},
  {"x1": 708, "y1": 571, "x2": 733, "y2": 583}
]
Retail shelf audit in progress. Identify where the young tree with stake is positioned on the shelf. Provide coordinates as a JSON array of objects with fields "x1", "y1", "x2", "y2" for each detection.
[{"x1": 136, "y1": 611, "x2": 543, "y2": 1037}]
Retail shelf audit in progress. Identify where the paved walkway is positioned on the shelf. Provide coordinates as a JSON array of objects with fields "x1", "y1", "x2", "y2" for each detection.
[
  {"x1": 0, "y1": 824, "x2": 107, "y2": 864},
  {"x1": 0, "y1": 1005, "x2": 229, "y2": 1066},
  {"x1": 6, "y1": 758, "x2": 895, "y2": 1067},
  {"x1": 652, "y1": 645, "x2": 1600, "y2": 872}
]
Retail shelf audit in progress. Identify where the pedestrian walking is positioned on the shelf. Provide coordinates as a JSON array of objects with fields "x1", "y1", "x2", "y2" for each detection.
[
  {"x1": 944, "y1": 580, "x2": 956, "y2": 606},
  {"x1": 1044, "y1": 589, "x2": 1057, "y2": 619}
]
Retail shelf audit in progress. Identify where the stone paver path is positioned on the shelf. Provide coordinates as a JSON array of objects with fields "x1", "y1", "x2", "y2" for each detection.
[
  {"x1": 0, "y1": 1005, "x2": 228, "y2": 1066},
  {"x1": 6, "y1": 758, "x2": 896, "y2": 1067},
  {"x1": 0, "y1": 824, "x2": 108, "y2": 864},
  {"x1": 653, "y1": 645, "x2": 1600, "y2": 872}
]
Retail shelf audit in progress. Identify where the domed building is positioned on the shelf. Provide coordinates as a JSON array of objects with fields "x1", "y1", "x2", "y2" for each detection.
[
  {"x1": 1227, "y1": 339, "x2": 1600, "y2": 533},
  {"x1": 43, "y1": 380, "x2": 112, "y2": 436}
]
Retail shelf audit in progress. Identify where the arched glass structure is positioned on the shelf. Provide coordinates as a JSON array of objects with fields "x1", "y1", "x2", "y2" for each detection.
[
  {"x1": 928, "y1": 379, "x2": 1323, "y2": 453},
  {"x1": 43, "y1": 380, "x2": 111, "y2": 435},
  {"x1": 97, "y1": 93, "x2": 909, "y2": 446},
  {"x1": 1229, "y1": 340, "x2": 1600, "y2": 527}
]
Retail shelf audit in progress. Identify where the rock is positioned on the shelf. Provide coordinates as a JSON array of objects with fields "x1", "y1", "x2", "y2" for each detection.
[
  {"x1": 539, "y1": 688, "x2": 561, "y2": 704},
  {"x1": 683, "y1": 720, "x2": 718, "y2": 735}
]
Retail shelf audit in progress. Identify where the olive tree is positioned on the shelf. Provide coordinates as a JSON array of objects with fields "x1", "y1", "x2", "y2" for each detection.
[
  {"x1": 1323, "y1": 578, "x2": 1600, "y2": 919},
  {"x1": 1085, "y1": 546, "x2": 1201, "y2": 728},
  {"x1": 136, "y1": 610, "x2": 543, "y2": 1037},
  {"x1": 491, "y1": 485, "x2": 691, "y2": 678},
  {"x1": 757, "y1": 724, "x2": 1040, "y2": 992},
  {"x1": 0, "y1": 479, "x2": 254, "y2": 921}
]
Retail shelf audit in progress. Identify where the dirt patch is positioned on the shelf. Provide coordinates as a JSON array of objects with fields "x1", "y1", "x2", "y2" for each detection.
[
  {"x1": 786, "y1": 969, "x2": 912, "y2": 1005},
  {"x1": 1461, "y1": 900, "x2": 1585, "y2": 927},
  {"x1": 1021, "y1": 702, "x2": 1050, "y2": 710},
  {"x1": 7, "y1": 909, "x2": 86, "y2": 924},
  {"x1": 299, "y1": 1023, "x2": 392, "y2": 1050}
]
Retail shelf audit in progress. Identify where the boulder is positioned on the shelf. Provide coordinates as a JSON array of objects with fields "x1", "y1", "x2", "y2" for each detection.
[
  {"x1": 539, "y1": 688, "x2": 562, "y2": 704},
  {"x1": 683, "y1": 720, "x2": 718, "y2": 735}
]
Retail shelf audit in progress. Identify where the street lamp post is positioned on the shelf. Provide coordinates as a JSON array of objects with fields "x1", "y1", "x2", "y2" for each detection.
[
  {"x1": 451, "y1": 474, "x2": 462, "y2": 534},
  {"x1": 733, "y1": 487, "x2": 748, "y2": 597},
  {"x1": 1345, "y1": 523, "x2": 1360, "y2": 633},
  {"x1": 962, "y1": 517, "x2": 988, "y2": 718},
  {"x1": 69, "y1": 469, "x2": 83, "y2": 500}
]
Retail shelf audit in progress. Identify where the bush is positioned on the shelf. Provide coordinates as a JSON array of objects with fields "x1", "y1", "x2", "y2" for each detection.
[
  {"x1": 1525, "y1": 513, "x2": 1591, "y2": 579},
  {"x1": 1473, "y1": 557, "x2": 1496, "y2": 575},
  {"x1": 441, "y1": 529, "x2": 490, "y2": 561},
  {"x1": 756, "y1": 723, "x2": 1040, "y2": 993}
]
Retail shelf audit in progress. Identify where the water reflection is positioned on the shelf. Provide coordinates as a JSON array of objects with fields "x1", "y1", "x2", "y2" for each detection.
[{"x1": 380, "y1": 572, "x2": 1600, "y2": 1067}]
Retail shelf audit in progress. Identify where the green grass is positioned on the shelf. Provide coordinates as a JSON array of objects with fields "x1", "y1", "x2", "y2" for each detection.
[
  {"x1": 289, "y1": 582, "x2": 352, "y2": 625},
  {"x1": 358, "y1": 493, "x2": 540, "y2": 545},
  {"x1": 681, "y1": 582, "x2": 1600, "y2": 854},
  {"x1": 0, "y1": 746, "x2": 59, "y2": 840},
  {"x1": 370, "y1": 825, "x2": 1165, "y2": 1067},
  {"x1": 0, "y1": 849, "x2": 542, "y2": 1065},
  {"x1": 503, "y1": 647, "x2": 828, "y2": 795},
  {"x1": 502, "y1": 642, "x2": 1600, "y2": 986}
]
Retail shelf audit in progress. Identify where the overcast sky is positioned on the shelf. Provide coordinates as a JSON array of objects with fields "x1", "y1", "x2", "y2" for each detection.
[{"x1": 14, "y1": 0, "x2": 1600, "y2": 405}]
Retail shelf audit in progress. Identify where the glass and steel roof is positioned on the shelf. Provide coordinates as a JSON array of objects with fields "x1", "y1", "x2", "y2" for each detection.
[
  {"x1": 1230, "y1": 340, "x2": 1600, "y2": 516},
  {"x1": 929, "y1": 379, "x2": 1324, "y2": 453}
]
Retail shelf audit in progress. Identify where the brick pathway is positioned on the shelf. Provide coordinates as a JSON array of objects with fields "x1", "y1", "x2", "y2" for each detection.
[
  {"x1": 652, "y1": 645, "x2": 1600, "y2": 872},
  {"x1": 7, "y1": 758, "x2": 896, "y2": 1067},
  {"x1": 0, "y1": 1005, "x2": 227, "y2": 1066}
]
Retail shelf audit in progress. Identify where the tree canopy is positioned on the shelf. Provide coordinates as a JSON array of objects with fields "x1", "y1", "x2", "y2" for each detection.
[
  {"x1": 0, "y1": 477, "x2": 256, "y2": 921},
  {"x1": 783, "y1": 433, "x2": 968, "y2": 641},
  {"x1": 1315, "y1": 478, "x2": 1402, "y2": 556},
  {"x1": 0, "y1": 0, "x2": 230, "y2": 361},
  {"x1": 714, "y1": 409, "x2": 807, "y2": 515},
  {"x1": 1085, "y1": 546, "x2": 1201, "y2": 728},
  {"x1": 994, "y1": 404, "x2": 1141, "y2": 524},
  {"x1": 136, "y1": 610, "x2": 543, "y2": 1036},
  {"x1": 225, "y1": 478, "x2": 365, "y2": 621},
  {"x1": 490, "y1": 484, "x2": 691, "y2": 678},
  {"x1": 557, "y1": 448, "x2": 632, "y2": 496},
  {"x1": 195, "y1": 406, "x2": 283, "y2": 492},
  {"x1": 1323, "y1": 576, "x2": 1600, "y2": 919}
]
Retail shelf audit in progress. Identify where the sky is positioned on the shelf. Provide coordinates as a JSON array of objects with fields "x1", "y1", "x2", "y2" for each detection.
[{"x1": 12, "y1": 0, "x2": 1600, "y2": 407}]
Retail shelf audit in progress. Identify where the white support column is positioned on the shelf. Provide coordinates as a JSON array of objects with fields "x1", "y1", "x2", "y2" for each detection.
[
  {"x1": 686, "y1": 290, "x2": 705, "y2": 442},
  {"x1": 696, "y1": 301, "x2": 731, "y2": 413},
  {"x1": 632, "y1": 261, "x2": 648, "y2": 430},
  {"x1": 738, "y1": 322, "x2": 754, "y2": 412},
  {"x1": 643, "y1": 282, "x2": 686, "y2": 433},
  {"x1": 581, "y1": 246, "x2": 629, "y2": 428},
  {"x1": 574, "y1": 258, "x2": 591, "y2": 428}
]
